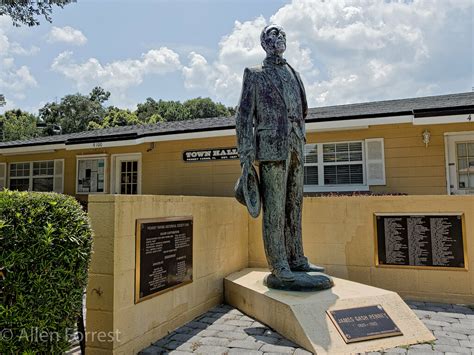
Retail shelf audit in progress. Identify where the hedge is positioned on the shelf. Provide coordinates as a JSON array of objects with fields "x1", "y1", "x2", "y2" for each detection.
[{"x1": 0, "y1": 190, "x2": 93, "y2": 354}]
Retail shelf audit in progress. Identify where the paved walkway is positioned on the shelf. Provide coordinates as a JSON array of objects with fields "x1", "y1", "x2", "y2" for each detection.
[{"x1": 139, "y1": 301, "x2": 474, "y2": 355}]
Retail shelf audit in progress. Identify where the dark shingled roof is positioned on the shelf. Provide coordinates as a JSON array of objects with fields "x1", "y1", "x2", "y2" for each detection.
[
  {"x1": 305, "y1": 91, "x2": 473, "y2": 122},
  {"x1": 1, "y1": 92, "x2": 472, "y2": 149}
]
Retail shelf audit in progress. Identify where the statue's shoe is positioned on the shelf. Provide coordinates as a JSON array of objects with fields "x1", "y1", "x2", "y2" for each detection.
[
  {"x1": 272, "y1": 266, "x2": 295, "y2": 282},
  {"x1": 290, "y1": 262, "x2": 325, "y2": 273},
  {"x1": 264, "y1": 272, "x2": 333, "y2": 291}
]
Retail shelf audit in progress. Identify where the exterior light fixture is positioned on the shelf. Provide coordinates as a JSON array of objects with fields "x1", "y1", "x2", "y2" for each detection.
[
  {"x1": 422, "y1": 129, "x2": 431, "y2": 148},
  {"x1": 147, "y1": 142, "x2": 156, "y2": 152}
]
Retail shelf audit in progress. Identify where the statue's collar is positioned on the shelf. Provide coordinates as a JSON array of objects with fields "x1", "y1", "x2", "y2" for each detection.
[{"x1": 263, "y1": 55, "x2": 287, "y2": 67}]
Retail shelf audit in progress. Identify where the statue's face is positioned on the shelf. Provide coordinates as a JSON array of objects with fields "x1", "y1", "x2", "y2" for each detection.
[{"x1": 261, "y1": 25, "x2": 286, "y2": 56}]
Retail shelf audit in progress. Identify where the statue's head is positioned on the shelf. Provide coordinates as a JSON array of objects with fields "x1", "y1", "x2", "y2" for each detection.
[{"x1": 260, "y1": 24, "x2": 286, "y2": 56}]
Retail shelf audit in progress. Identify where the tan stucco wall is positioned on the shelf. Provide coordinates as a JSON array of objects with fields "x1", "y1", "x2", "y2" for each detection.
[
  {"x1": 248, "y1": 195, "x2": 474, "y2": 304},
  {"x1": 86, "y1": 195, "x2": 248, "y2": 354},
  {"x1": 84, "y1": 194, "x2": 473, "y2": 353},
  {"x1": 1, "y1": 121, "x2": 473, "y2": 197},
  {"x1": 140, "y1": 136, "x2": 240, "y2": 197},
  {"x1": 308, "y1": 122, "x2": 473, "y2": 195}
]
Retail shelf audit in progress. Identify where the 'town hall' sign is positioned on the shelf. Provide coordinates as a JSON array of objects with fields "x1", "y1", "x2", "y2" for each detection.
[{"x1": 183, "y1": 147, "x2": 239, "y2": 162}]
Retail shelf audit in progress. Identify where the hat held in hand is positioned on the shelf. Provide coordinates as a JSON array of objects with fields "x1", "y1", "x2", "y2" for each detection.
[{"x1": 234, "y1": 163, "x2": 261, "y2": 218}]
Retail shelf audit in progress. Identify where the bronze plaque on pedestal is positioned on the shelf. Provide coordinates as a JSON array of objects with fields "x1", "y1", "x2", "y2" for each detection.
[
  {"x1": 135, "y1": 217, "x2": 193, "y2": 303},
  {"x1": 327, "y1": 305, "x2": 402, "y2": 343},
  {"x1": 375, "y1": 213, "x2": 466, "y2": 270}
]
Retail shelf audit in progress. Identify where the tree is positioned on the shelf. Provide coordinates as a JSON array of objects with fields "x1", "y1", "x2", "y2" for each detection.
[
  {"x1": 0, "y1": 109, "x2": 40, "y2": 142},
  {"x1": 136, "y1": 97, "x2": 233, "y2": 123},
  {"x1": 0, "y1": 0, "x2": 75, "y2": 27},
  {"x1": 135, "y1": 98, "x2": 160, "y2": 122},
  {"x1": 146, "y1": 113, "x2": 165, "y2": 124},
  {"x1": 183, "y1": 97, "x2": 232, "y2": 119},
  {"x1": 0, "y1": 94, "x2": 5, "y2": 107},
  {"x1": 39, "y1": 87, "x2": 111, "y2": 134},
  {"x1": 89, "y1": 107, "x2": 141, "y2": 130},
  {"x1": 2, "y1": 89, "x2": 234, "y2": 141},
  {"x1": 89, "y1": 86, "x2": 110, "y2": 104},
  {"x1": 136, "y1": 98, "x2": 190, "y2": 122}
]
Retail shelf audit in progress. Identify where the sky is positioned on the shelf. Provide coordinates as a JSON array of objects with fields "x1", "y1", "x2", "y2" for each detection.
[{"x1": 0, "y1": 0, "x2": 473, "y2": 114}]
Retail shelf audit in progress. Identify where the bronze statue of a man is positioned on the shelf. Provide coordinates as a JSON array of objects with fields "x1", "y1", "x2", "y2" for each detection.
[{"x1": 235, "y1": 25, "x2": 332, "y2": 290}]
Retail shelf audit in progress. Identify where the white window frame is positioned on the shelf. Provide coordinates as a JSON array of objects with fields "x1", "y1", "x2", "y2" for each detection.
[
  {"x1": 9, "y1": 161, "x2": 32, "y2": 191},
  {"x1": 76, "y1": 154, "x2": 108, "y2": 195},
  {"x1": 304, "y1": 140, "x2": 369, "y2": 193},
  {"x1": 110, "y1": 153, "x2": 142, "y2": 195},
  {"x1": 455, "y1": 141, "x2": 474, "y2": 191},
  {"x1": 445, "y1": 131, "x2": 474, "y2": 195},
  {"x1": 8, "y1": 160, "x2": 60, "y2": 192}
]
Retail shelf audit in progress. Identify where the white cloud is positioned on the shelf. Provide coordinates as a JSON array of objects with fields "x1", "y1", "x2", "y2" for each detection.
[
  {"x1": 47, "y1": 26, "x2": 88, "y2": 46},
  {"x1": 51, "y1": 47, "x2": 182, "y2": 105},
  {"x1": 9, "y1": 42, "x2": 40, "y2": 56},
  {"x1": 182, "y1": 16, "x2": 268, "y2": 102},
  {"x1": 0, "y1": 20, "x2": 39, "y2": 110},
  {"x1": 182, "y1": 0, "x2": 473, "y2": 107},
  {"x1": 0, "y1": 24, "x2": 40, "y2": 57},
  {"x1": 182, "y1": 52, "x2": 215, "y2": 90},
  {"x1": 0, "y1": 63, "x2": 37, "y2": 92}
]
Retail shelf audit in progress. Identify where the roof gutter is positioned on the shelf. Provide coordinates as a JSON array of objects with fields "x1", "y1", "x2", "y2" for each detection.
[
  {"x1": 306, "y1": 114, "x2": 413, "y2": 132},
  {"x1": 0, "y1": 143, "x2": 66, "y2": 155},
  {"x1": 413, "y1": 113, "x2": 473, "y2": 125},
  {"x1": 64, "y1": 129, "x2": 237, "y2": 151}
]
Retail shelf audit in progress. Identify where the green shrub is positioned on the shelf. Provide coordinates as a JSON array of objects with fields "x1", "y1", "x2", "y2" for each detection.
[{"x1": 0, "y1": 190, "x2": 93, "y2": 354}]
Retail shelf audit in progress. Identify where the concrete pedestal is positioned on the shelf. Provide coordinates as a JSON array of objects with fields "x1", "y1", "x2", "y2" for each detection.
[{"x1": 225, "y1": 268, "x2": 435, "y2": 354}]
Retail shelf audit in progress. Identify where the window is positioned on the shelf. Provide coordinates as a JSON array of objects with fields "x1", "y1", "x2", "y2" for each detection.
[
  {"x1": 322, "y1": 142, "x2": 364, "y2": 185},
  {"x1": 456, "y1": 142, "x2": 474, "y2": 189},
  {"x1": 32, "y1": 161, "x2": 54, "y2": 191},
  {"x1": 9, "y1": 160, "x2": 63, "y2": 193},
  {"x1": 304, "y1": 139, "x2": 385, "y2": 191},
  {"x1": 76, "y1": 155, "x2": 107, "y2": 194},
  {"x1": 120, "y1": 161, "x2": 138, "y2": 194},
  {"x1": 9, "y1": 162, "x2": 30, "y2": 191},
  {"x1": 304, "y1": 144, "x2": 318, "y2": 185}
]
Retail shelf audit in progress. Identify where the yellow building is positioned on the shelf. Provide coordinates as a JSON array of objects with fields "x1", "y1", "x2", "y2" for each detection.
[{"x1": 0, "y1": 92, "x2": 472, "y2": 203}]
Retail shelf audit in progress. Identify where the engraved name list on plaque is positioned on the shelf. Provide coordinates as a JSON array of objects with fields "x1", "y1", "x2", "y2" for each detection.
[
  {"x1": 375, "y1": 213, "x2": 466, "y2": 270},
  {"x1": 135, "y1": 217, "x2": 193, "y2": 303}
]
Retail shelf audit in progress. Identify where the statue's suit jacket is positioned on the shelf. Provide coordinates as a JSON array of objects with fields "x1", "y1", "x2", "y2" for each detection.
[{"x1": 236, "y1": 63, "x2": 308, "y2": 162}]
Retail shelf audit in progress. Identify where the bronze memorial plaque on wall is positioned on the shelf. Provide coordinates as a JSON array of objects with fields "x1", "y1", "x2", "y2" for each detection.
[
  {"x1": 375, "y1": 213, "x2": 466, "y2": 269},
  {"x1": 327, "y1": 305, "x2": 402, "y2": 343},
  {"x1": 135, "y1": 217, "x2": 193, "y2": 303}
]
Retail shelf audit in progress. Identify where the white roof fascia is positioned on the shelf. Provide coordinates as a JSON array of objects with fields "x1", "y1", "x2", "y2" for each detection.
[
  {"x1": 307, "y1": 124, "x2": 369, "y2": 132},
  {"x1": 65, "y1": 138, "x2": 146, "y2": 150},
  {"x1": 66, "y1": 129, "x2": 237, "y2": 149},
  {"x1": 143, "y1": 128, "x2": 236, "y2": 143},
  {"x1": 2, "y1": 149, "x2": 57, "y2": 156},
  {"x1": 413, "y1": 113, "x2": 473, "y2": 125},
  {"x1": 0, "y1": 144, "x2": 65, "y2": 155},
  {"x1": 306, "y1": 114, "x2": 413, "y2": 132}
]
